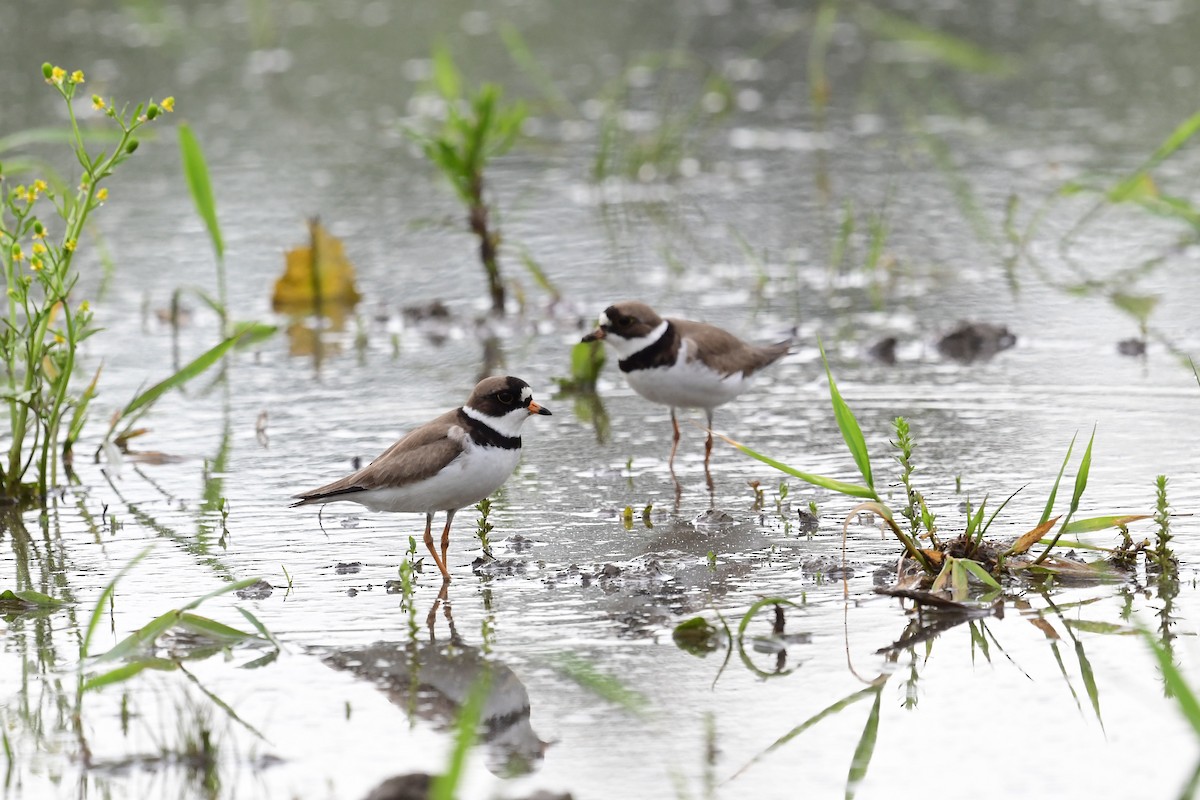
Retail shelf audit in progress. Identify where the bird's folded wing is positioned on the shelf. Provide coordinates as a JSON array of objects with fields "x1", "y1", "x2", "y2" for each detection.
[
  {"x1": 674, "y1": 319, "x2": 788, "y2": 376},
  {"x1": 294, "y1": 410, "x2": 467, "y2": 501}
]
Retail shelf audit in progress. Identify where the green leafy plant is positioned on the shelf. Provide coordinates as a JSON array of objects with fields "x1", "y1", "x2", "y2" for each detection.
[
  {"x1": 407, "y1": 45, "x2": 526, "y2": 316},
  {"x1": 0, "y1": 65, "x2": 171, "y2": 503}
]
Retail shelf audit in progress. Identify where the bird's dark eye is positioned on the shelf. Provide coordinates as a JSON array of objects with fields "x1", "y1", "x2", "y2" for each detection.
[
  {"x1": 496, "y1": 391, "x2": 514, "y2": 404},
  {"x1": 619, "y1": 315, "x2": 635, "y2": 327}
]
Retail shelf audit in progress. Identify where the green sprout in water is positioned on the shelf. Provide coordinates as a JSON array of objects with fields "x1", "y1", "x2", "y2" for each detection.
[
  {"x1": 1149, "y1": 474, "x2": 1176, "y2": 574},
  {"x1": 474, "y1": 497, "x2": 494, "y2": 560},
  {"x1": 407, "y1": 44, "x2": 526, "y2": 316}
]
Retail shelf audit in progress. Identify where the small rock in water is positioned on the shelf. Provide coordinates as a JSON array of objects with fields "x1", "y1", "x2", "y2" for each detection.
[
  {"x1": 868, "y1": 335, "x2": 898, "y2": 365},
  {"x1": 693, "y1": 508, "x2": 737, "y2": 530},
  {"x1": 363, "y1": 772, "x2": 433, "y2": 800},
  {"x1": 235, "y1": 579, "x2": 274, "y2": 600},
  {"x1": 937, "y1": 321, "x2": 1016, "y2": 362},
  {"x1": 1117, "y1": 338, "x2": 1146, "y2": 356},
  {"x1": 506, "y1": 534, "x2": 534, "y2": 553},
  {"x1": 335, "y1": 562, "x2": 362, "y2": 574}
]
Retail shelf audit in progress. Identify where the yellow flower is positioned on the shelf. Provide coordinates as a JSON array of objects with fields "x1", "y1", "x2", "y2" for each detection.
[
  {"x1": 96, "y1": 188, "x2": 109, "y2": 202},
  {"x1": 25, "y1": 188, "x2": 37, "y2": 204},
  {"x1": 161, "y1": 96, "x2": 175, "y2": 113},
  {"x1": 32, "y1": 243, "x2": 47, "y2": 256},
  {"x1": 11, "y1": 245, "x2": 23, "y2": 263},
  {"x1": 31, "y1": 257, "x2": 44, "y2": 271},
  {"x1": 54, "y1": 333, "x2": 65, "y2": 345},
  {"x1": 34, "y1": 180, "x2": 48, "y2": 193},
  {"x1": 80, "y1": 300, "x2": 90, "y2": 313},
  {"x1": 51, "y1": 67, "x2": 66, "y2": 85},
  {"x1": 92, "y1": 94, "x2": 106, "y2": 111},
  {"x1": 71, "y1": 70, "x2": 85, "y2": 84},
  {"x1": 32, "y1": 228, "x2": 46, "y2": 241},
  {"x1": 64, "y1": 239, "x2": 76, "y2": 252}
]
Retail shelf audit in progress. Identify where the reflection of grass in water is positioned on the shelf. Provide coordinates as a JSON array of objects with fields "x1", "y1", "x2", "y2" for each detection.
[{"x1": 551, "y1": 653, "x2": 648, "y2": 717}]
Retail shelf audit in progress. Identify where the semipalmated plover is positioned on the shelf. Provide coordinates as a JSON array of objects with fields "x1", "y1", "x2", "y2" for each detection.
[
  {"x1": 583, "y1": 301, "x2": 787, "y2": 475},
  {"x1": 292, "y1": 376, "x2": 551, "y2": 582}
]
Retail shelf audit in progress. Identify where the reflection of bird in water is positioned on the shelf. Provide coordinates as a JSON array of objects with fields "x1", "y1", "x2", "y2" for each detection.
[{"x1": 324, "y1": 589, "x2": 547, "y2": 780}]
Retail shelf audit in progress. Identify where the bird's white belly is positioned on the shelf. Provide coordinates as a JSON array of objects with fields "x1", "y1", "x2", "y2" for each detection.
[
  {"x1": 353, "y1": 446, "x2": 521, "y2": 513},
  {"x1": 624, "y1": 356, "x2": 748, "y2": 410}
]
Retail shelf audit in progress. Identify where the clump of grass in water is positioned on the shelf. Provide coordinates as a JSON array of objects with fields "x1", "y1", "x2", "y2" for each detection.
[
  {"x1": 74, "y1": 547, "x2": 274, "y2": 764},
  {"x1": 0, "y1": 65, "x2": 170, "y2": 503},
  {"x1": 406, "y1": 44, "x2": 526, "y2": 316},
  {"x1": 721, "y1": 342, "x2": 1150, "y2": 590}
]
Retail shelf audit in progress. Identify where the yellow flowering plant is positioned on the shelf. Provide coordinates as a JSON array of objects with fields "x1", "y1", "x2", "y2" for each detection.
[{"x1": 0, "y1": 64, "x2": 171, "y2": 503}]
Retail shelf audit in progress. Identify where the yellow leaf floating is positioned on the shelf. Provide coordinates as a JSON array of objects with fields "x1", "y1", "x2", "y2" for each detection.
[{"x1": 272, "y1": 218, "x2": 361, "y2": 313}]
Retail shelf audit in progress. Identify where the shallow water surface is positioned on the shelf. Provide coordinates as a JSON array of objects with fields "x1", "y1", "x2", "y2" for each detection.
[{"x1": 2, "y1": 2, "x2": 1199, "y2": 799}]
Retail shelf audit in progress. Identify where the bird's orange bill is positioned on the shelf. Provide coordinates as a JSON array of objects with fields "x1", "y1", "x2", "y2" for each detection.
[
  {"x1": 581, "y1": 327, "x2": 606, "y2": 342},
  {"x1": 528, "y1": 401, "x2": 552, "y2": 416}
]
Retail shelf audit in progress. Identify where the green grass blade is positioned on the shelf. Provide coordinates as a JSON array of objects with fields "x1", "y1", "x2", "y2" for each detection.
[
  {"x1": 97, "y1": 610, "x2": 181, "y2": 662},
  {"x1": 735, "y1": 598, "x2": 805, "y2": 678},
  {"x1": 981, "y1": 485, "x2": 1024, "y2": 537},
  {"x1": 1143, "y1": 629, "x2": 1200, "y2": 737},
  {"x1": 819, "y1": 341, "x2": 874, "y2": 491},
  {"x1": 180, "y1": 576, "x2": 264, "y2": 612},
  {"x1": 431, "y1": 673, "x2": 491, "y2": 800},
  {"x1": 83, "y1": 658, "x2": 178, "y2": 692},
  {"x1": 176, "y1": 612, "x2": 255, "y2": 642},
  {"x1": 431, "y1": 42, "x2": 462, "y2": 100},
  {"x1": 730, "y1": 681, "x2": 885, "y2": 781},
  {"x1": 845, "y1": 688, "x2": 883, "y2": 800},
  {"x1": 0, "y1": 589, "x2": 64, "y2": 608},
  {"x1": 1075, "y1": 640, "x2": 1104, "y2": 732},
  {"x1": 236, "y1": 606, "x2": 284, "y2": 651},
  {"x1": 1063, "y1": 514, "x2": 1150, "y2": 534},
  {"x1": 1109, "y1": 109, "x2": 1200, "y2": 201},
  {"x1": 178, "y1": 124, "x2": 224, "y2": 260},
  {"x1": 109, "y1": 327, "x2": 258, "y2": 435},
  {"x1": 722, "y1": 434, "x2": 876, "y2": 499},
  {"x1": 81, "y1": 546, "x2": 154, "y2": 659},
  {"x1": 1040, "y1": 433, "x2": 1077, "y2": 525},
  {"x1": 1068, "y1": 427, "x2": 1096, "y2": 514},
  {"x1": 958, "y1": 559, "x2": 1003, "y2": 592}
]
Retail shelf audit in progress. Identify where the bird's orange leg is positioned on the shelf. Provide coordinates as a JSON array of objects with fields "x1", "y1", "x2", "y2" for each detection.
[
  {"x1": 439, "y1": 509, "x2": 457, "y2": 581},
  {"x1": 422, "y1": 512, "x2": 451, "y2": 583}
]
